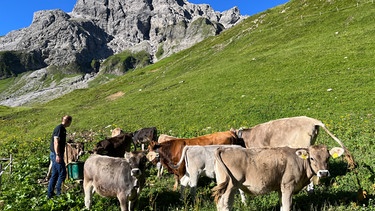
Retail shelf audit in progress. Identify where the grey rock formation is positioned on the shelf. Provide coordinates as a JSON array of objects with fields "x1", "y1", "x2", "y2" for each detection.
[
  {"x1": 0, "y1": 0, "x2": 245, "y2": 71},
  {"x1": 0, "y1": 68, "x2": 96, "y2": 107},
  {"x1": 0, "y1": 0, "x2": 246, "y2": 107}
]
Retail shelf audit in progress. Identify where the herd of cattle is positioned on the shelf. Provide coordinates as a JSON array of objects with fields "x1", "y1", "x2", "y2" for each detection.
[{"x1": 51, "y1": 116, "x2": 356, "y2": 211}]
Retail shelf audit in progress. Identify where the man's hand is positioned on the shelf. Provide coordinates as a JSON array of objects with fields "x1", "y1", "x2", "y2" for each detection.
[{"x1": 56, "y1": 155, "x2": 62, "y2": 163}]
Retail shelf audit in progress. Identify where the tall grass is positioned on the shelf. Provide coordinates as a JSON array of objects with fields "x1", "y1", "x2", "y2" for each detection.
[{"x1": 0, "y1": 0, "x2": 374, "y2": 210}]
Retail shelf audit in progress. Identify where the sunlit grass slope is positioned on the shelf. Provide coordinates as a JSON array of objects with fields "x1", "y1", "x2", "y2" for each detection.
[{"x1": 0, "y1": 0, "x2": 374, "y2": 210}]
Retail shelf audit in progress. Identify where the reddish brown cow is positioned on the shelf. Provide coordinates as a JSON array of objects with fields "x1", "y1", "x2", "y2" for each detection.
[{"x1": 147, "y1": 130, "x2": 244, "y2": 190}]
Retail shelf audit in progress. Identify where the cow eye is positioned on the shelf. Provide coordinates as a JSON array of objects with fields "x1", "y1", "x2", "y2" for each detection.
[{"x1": 310, "y1": 157, "x2": 315, "y2": 161}]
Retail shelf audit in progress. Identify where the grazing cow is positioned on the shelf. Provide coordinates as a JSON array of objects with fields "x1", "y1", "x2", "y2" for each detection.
[
  {"x1": 235, "y1": 116, "x2": 355, "y2": 169},
  {"x1": 93, "y1": 133, "x2": 136, "y2": 157},
  {"x1": 147, "y1": 130, "x2": 244, "y2": 190},
  {"x1": 84, "y1": 151, "x2": 147, "y2": 211},
  {"x1": 213, "y1": 145, "x2": 344, "y2": 211},
  {"x1": 44, "y1": 141, "x2": 85, "y2": 181},
  {"x1": 170, "y1": 145, "x2": 246, "y2": 202},
  {"x1": 150, "y1": 134, "x2": 179, "y2": 178},
  {"x1": 132, "y1": 127, "x2": 158, "y2": 150}
]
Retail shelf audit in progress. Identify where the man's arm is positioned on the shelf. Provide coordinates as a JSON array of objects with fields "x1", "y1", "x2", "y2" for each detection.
[{"x1": 54, "y1": 137, "x2": 62, "y2": 163}]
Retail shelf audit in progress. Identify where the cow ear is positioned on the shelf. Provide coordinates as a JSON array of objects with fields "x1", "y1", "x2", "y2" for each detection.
[
  {"x1": 296, "y1": 149, "x2": 309, "y2": 160},
  {"x1": 329, "y1": 147, "x2": 344, "y2": 159}
]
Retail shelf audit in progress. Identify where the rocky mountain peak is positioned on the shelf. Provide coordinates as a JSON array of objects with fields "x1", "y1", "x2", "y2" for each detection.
[
  {"x1": 0, "y1": 0, "x2": 246, "y2": 106},
  {"x1": 1, "y1": 0, "x2": 245, "y2": 74}
]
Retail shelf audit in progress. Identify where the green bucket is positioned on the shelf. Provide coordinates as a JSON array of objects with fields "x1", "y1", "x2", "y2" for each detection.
[{"x1": 67, "y1": 161, "x2": 84, "y2": 180}]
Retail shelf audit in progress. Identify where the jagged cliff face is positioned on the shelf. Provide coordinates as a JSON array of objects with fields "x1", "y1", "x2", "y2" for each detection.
[
  {"x1": 0, "y1": 0, "x2": 245, "y2": 106},
  {"x1": 0, "y1": 0, "x2": 244, "y2": 74}
]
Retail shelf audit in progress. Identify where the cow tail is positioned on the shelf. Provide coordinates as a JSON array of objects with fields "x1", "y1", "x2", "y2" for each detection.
[
  {"x1": 212, "y1": 179, "x2": 229, "y2": 204},
  {"x1": 169, "y1": 146, "x2": 188, "y2": 169},
  {"x1": 212, "y1": 148, "x2": 232, "y2": 203},
  {"x1": 321, "y1": 124, "x2": 356, "y2": 169}
]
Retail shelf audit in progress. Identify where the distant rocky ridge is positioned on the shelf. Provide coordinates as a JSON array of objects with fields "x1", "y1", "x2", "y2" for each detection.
[
  {"x1": 0, "y1": 0, "x2": 245, "y2": 74},
  {"x1": 0, "y1": 0, "x2": 246, "y2": 107}
]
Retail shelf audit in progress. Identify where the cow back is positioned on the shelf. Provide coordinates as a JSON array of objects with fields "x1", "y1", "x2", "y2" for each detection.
[{"x1": 240, "y1": 116, "x2": 321, "y2": 148}]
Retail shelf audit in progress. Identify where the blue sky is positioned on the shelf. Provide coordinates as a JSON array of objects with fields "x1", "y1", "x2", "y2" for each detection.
[{"x1": 0, "y1": 0, "x2": 288, "y2": 36}]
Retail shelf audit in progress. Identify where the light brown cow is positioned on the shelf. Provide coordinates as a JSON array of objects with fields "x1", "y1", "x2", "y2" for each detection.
[
  {"x1": 147, "y1": 130, "x2": 244, "y2": 190},
  {"x1": 235, "y1": 116, "x2": 355, "y2": 169},
  {"x1": 44, "y1": 142, "x2": 85, "y2": 181},
  {"x1": 84, "y1": 151, "x2": 147, "y2": 211},
  {"x1": 213, "y1": 145, "x2": 344, "y2": 211}
]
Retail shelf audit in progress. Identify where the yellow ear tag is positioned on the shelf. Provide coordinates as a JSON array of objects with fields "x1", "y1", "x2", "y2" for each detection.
[
  {"x1": 332, "y1": 152, "x2": 338, "y2": 159},
  {"x1": 301, "y1": 154, "x2": 308, "y2": 160}
]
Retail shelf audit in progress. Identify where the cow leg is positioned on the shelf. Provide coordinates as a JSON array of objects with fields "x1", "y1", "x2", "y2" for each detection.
[
  {"x1": 188, "y1": 172, "x2": 199, "y2": 200},
  {"x1": 280, "y1": 188, "x2": 293, "y2": 211},
  {"x1": 156, "y1": 162, "x2": 163, "y2": 178},
  {"x1": 45, "y1": 160, "x2": 53, "y2": 181},
  {"x1": 83, "y1": 180, "x2": 94, "y2": 210},
  {"x1": 173, "y1": 174, "x2": 180, "y2": 191},
  {"x1": 117, "y1": 192, "x2": 129, "y2": 211},
  {"x1": 179, "y1": 175, "x2": 190, "y2": 200},
  {"x1": 218, "y1": 186, "x2": 236, "y2": 211}
]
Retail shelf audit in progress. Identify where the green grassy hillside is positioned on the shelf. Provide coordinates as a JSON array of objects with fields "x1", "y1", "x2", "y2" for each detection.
[{"x1": 0, "y1": 0, "x2": 374, "y2": 210}]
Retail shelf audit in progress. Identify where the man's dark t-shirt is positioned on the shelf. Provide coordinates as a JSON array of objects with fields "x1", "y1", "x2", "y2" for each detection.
[{"x1": 50, "y1": 124, "x2": 67, "y2": 156}]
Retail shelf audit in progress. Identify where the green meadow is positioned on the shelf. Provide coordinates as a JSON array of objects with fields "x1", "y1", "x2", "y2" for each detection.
[{"x1": 0, "y1": 0, "x2": 374, "y2": 210}]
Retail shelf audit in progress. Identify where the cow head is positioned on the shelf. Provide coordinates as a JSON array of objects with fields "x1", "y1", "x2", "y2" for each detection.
[
  {"x1": 296, "y1": 145, "x2": 344, "y2": 178},
  {"x1": 93, "y1": 140, "x2": 110, "y2": 155},
  {"x1": 146, "y1": 151, "x2": 159, "y2": 163},
  {"x1": 125, "y1": 151, "x2": 148, "y2": 178},
  {"x1": 111, "y1": 127, "x2": 125, "y2": 137},
  {"x1": 67, "y1": 142, "x2": 85, "y2": 161}
]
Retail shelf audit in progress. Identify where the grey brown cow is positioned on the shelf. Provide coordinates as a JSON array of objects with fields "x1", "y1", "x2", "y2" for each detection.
[
  {"x1": 132, "y1": 127, "x2": 157, "y2": 150},
  {"x1": 235, "y1": 116, "x2": 355, "y2": 169},
  {"x1": 147, "y1": 130, "x2": 244, "y2": 190},
  {"x1": 83, "y1": 151, "x2": 147, "y2": 211},
  {"x1": 170, "y1": 145, "x2": 246, "y2": 202},
  {"x1": 213, "y1": 145, "x2": 344, "y2": 211}
]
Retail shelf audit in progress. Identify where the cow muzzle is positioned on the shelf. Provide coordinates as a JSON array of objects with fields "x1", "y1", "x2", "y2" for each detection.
[
  {"x1": 317, "y1": 170, "x2": 330, "y2": 178},
  {"x1": 131, "y1": 168, "x2": 142, "y2": 177}
]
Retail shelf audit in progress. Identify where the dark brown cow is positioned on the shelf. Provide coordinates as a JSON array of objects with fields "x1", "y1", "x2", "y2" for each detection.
[
  {"x1": 132, "y1": 127, "x2": 158, "y2": 150},
  {"x1": 213, "y1": 145, "x2": 344, "y2": 211},
  {"x1": 147, "y1": 130, "x2": 244, "y2": 190},
  {"x1": 84, "y1": 151, "x2": 147, "y2": 211},
  {"x1": 93, "y1": 133, "x2": 136, "y2": 157}
]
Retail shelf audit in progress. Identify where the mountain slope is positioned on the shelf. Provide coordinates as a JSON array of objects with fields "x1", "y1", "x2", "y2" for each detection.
[{"x1": 0, "y1": 0, "x2": 375, "y2": 210}]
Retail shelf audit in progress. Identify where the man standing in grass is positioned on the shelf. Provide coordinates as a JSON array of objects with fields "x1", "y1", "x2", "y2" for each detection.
[{"x1": 47, "y1": 115, "x2": 72, "y2": 199}]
